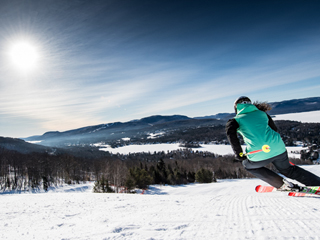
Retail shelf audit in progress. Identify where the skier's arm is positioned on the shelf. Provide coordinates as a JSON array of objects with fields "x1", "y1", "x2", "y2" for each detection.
[
  {"x1": 225, "y1": 119, "x2": 245, "y2": 160},
  {"x1": 267, "y1": 114, "x2": 278, "y2": 132}
]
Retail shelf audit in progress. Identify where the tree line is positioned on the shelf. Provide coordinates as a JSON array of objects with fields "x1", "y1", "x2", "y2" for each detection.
[
  {"x1": 273, "y1": 120, "x2": 320, "y2": 146},
  {"x1": 0, "y1": 146, "x2": 309, "y2": 193}
]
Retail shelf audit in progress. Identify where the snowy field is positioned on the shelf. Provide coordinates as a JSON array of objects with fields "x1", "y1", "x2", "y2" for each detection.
[
  {"x1": 1, "y1": 165, "x2": 320, "y2": 240},
  {"x1": 273, "y1": 110, "x2": 320, "y2": 123},
  {"x1": 98, "y1": 143, "x2": 304, "y2": 159},
  {"x1": 96, "y1": 110, "x2": 320, "y2": 156}
]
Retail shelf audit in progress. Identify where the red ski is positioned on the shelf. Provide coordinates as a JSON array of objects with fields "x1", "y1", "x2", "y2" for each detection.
[
  {"x1": 288, "y1": 192, "x2": 307, "y2": 197},
  {"x1": 255, "y1": 185, "x2": 276, "y2": 193},
  {"x1": 256, "y1": 185, "x2": 320, "y2": 197},
  {"x1": 288, "y1": 186, "x2": 320, "y2": 197}
]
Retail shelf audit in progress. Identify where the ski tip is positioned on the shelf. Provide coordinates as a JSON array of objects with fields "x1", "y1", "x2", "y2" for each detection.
[
  {"x1": 255, "y1": 185, "x2": 275, "y2": 193},
  {"x1": 255, "y1": 185, "x2": 262, "y2": 192}
]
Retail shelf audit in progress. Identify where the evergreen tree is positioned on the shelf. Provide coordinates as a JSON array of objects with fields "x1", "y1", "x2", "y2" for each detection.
[
  {"x1": 126, "y1": 167, "x2": 153, "y2": 189},
  {"x1": 93, "y1": 177, "x2": 114, "y2": 193},
  {"x1": 187, "y1": 171, "x2": 195, "y2": 183},
  {"x1": 195, "y1": 168, "x2": 213, "y2": 183}
]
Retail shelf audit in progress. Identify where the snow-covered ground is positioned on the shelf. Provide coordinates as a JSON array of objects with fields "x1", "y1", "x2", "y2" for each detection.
[
  {"x1": 1, "y1": 165, "x2": 320, "y2": 240},
  {"x1": 98, "y1": 143, "x2": 304, "y2": 159},
  {"x1": 273, "y1": 110, "x2": 320, "y2": 123},
  {"x1": 3, "y1": 111, "x2": 319, "y2": 239},
  {"x1": 96, "y1": 110, "x2": 320, "y2": 156}
]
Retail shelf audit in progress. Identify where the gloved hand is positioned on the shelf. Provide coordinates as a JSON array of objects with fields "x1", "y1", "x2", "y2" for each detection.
[{"x1": 234, "y1": 152, "x2": 247, "y2": 162}]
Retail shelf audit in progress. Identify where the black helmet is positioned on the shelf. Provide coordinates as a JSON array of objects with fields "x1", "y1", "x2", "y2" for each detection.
[{"x1": 234, "y1": 96, "x2": 251, "y2": 113}]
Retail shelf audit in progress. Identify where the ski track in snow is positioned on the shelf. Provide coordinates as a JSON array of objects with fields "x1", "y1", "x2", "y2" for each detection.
[{"x1": 1, "y1": 166, "x2": 320, "y2": 240}]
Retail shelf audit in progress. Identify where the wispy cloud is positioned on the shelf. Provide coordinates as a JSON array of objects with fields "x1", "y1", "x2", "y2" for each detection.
[
  {"x1": 1, "y1": 1, "x2": 320, "y2": 137},
  {"x1": 1, "y1": 38, "x2": 320, "y2": 135}
]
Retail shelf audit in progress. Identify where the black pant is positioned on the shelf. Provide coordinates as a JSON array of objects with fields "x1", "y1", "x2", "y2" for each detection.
[{"x1": 242, "y1": 151, "x2": 320, "y2": 188}]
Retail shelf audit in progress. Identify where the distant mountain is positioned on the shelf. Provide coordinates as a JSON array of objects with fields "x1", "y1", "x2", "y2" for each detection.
[
  {"x1": 138, "y1": 115, "x2": 190, "y2": 124},
  {"x1": 8, "y1": 96, "x2": 318, "y2": 151},
  {"x1": 195, "y1": 97, "x2": 320, "y2": 120},
  {"x1": 0, "y1": 136, "x2": 117, "y2": 159},
  {"x1": 194, "y1": 113, "x2": 235, "y2": 120},
  {"x1": 23, "y1": 115, "x2": 223, "y2": 147},
  {"x1": 0, "y1": 137, "x2": 52, "y2": 154},
  {"x1": 269, "y1": 97, "x2": 320, "y2": 115}
]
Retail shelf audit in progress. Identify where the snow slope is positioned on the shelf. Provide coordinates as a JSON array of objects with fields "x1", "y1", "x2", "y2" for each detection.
[{"x1": 1, "y1": 166, "x2": 320, "y2": 240}]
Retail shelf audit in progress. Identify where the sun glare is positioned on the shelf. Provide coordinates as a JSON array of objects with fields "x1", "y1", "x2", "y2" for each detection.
[{"x1": 8, "y1": 41, "x2": 39, "y2": 72}]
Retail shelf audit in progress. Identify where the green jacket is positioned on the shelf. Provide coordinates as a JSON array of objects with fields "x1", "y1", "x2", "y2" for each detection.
[{"x1": 234, "y1": 103, "x2": 286, "y2": 161}]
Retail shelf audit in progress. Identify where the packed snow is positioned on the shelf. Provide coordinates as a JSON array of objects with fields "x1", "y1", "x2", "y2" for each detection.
[
  {"x1": 3, "y1": 111, "x2": 320, "y2": 239},
  {"x1": 1, "y1": 165, "x2": 320, "y2": 240}
]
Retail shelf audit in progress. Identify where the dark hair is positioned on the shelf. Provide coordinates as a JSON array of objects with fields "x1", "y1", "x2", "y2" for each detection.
[{"x1": 253, "y1": 101, "x2": 272, "y2": 112}]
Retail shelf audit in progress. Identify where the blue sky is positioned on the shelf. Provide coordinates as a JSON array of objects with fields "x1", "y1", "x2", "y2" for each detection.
[{"x1": 0, "y1": 0, "x2": 320, "y2": 138}]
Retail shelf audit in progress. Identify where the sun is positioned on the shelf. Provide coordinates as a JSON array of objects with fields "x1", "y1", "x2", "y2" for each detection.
[{"x1": 8, "y1": 41, "x2": 39, "y2": 72}]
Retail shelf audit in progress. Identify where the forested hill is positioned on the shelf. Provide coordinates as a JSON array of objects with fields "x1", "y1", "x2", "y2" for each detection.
[
  {"x1": 196, "y1": 97, "x2": 320, "y2": 119},
  {"x1": 23, "y1": 115, "x2": 224, "y2": 147},
  {"x1": 0, "y1": 97, "x2": 318, "y2": 151},
  {"x1": 2, "y1": 120, "x2": 320, "y2": 156},
  {"x1": 269, "y1": 97, "x2": 320, "y2": 115}
]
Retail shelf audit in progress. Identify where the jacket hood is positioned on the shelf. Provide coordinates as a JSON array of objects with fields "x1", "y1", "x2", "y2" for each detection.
[{"x1": 236, "y1": 103, "x2": 258, "y2": 115}]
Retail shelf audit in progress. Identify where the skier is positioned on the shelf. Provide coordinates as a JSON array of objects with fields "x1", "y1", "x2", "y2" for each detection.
[{"x1": 225, "y1": 96, "x2": 320, "y2": 190}]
